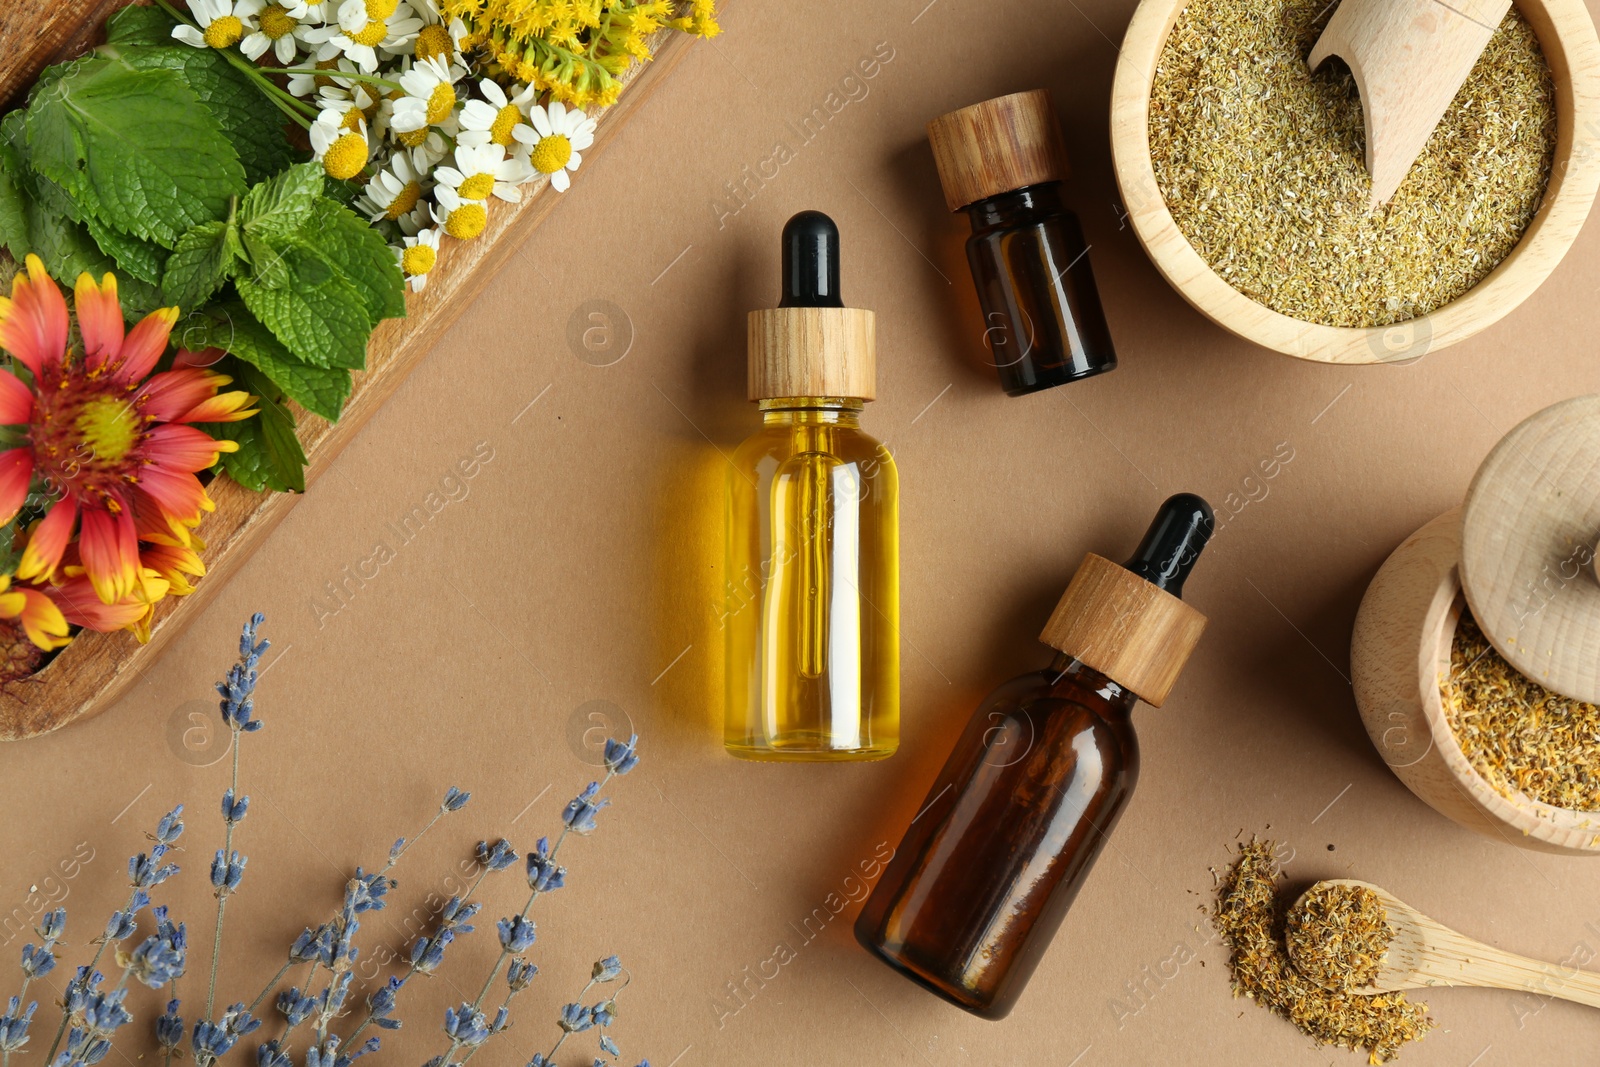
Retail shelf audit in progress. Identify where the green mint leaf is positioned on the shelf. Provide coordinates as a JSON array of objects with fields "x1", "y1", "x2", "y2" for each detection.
[
  {"x1": 206, "y1": 359, "x2": 306, "y2": 493},
  {"x1": 82, "y1": 211, "x2": 166, "y2": 286},
  {"x1": 240, "y1": 163, "x2": 324, "y2": 237},
  {"x1": 163, "y1": 219, "x2": 236, "y2": 310},
  {"x1": 26, "y1": 63, "x2": 246, "y2": 247},
  {"x1": 236, "y1": 245, "x2": 371, "y2": 368},
  {"x1": 0, "y1": 132, "x2": 30, "y2": 261},
  {"x1": 240, "y1": 230, "x2": 290, "y2": 289},
  {"x1": 105, "y1": 5, "x2": 177, "y2": 45},
  {"x1": 179, "y1": 302, "x2": 352, "y2": 420},
  {"x1": 101, "y1": 42, "x2": 298, "y2": 186},
  {"x1": 298, "y1": 197, "x2": 406, "y2": 326}
]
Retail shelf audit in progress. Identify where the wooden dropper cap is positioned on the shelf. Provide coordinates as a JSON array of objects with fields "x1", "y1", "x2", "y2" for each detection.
[
  {"x1": 748, "y1": 211, "x2": 876, "y2": 402},
  {"x1": 1039, "y1": 495, "x2": 1213, "y2": 707},
  {"x1": 927, "y1": 89, "x2": 1071, "y2": 213}
]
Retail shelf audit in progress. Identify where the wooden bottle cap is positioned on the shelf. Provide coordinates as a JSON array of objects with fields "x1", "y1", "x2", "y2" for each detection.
[
  {"x1": 747, "y1": 307, "x2": 876, "y2": 401},
  {"x1": 1459, "y1": 394, "x2": 1600, "y2": 703},
  {"x1": 926, "y1": 89, "x2": 1071, "y2": 213},
  {"x1": 1038, "y1": 553, "x2": 1207, "y2": 707}
]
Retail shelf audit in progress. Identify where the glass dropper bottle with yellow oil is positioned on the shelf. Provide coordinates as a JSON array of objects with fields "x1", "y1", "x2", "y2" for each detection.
[{"x1": 724, "y1": 210, "x2": 900, "y2": 761}]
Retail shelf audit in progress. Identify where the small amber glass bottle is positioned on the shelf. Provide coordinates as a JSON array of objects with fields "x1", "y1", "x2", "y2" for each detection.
[
  {"x1": 724, "y1": 211, "x2": 900, "y2": 761},
  {"x1": 928, "y1": 89, "x2": 1116, "y2": 396},
  {"x1": 854, "y1": 494, "x2": 1213, "y2": 1017}
]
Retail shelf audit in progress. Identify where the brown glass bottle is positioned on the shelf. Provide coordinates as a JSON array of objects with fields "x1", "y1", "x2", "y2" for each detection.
[
  {"x1": 963, "y1": 182, "x2": 1115, "y2": 396},
  {"x1": 928, "y1": 89, "x2": 1117, "y2": 397},
  {"x1": 855, "y1": 494, "x2": 1213, "y2": 1018}
]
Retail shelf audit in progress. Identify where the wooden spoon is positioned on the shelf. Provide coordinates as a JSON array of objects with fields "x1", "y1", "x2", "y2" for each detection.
[
  {"x1": 1309, "y1": 0, "x2": 1512, "y2": 206},
  {"x1": 1289, "y1": 879, "x2": 1600, "y2": 1007}
]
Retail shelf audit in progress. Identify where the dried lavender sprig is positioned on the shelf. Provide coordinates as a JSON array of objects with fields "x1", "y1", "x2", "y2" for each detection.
[
  {"x1": 42, "y1": 806, "x2": 185, "y2": 1066},
  {"x1": 0, "y1": 910, "x2": 62, "y2": 1067},
  {"x1": 436, "y1": 736, "x2": 639, "y2": 1067},
  {"x1": 244, "y1": 787, "x2": 472, "y2": 1025},
  {"x1": 342, "y1": 840, "x2": 509, "y2": 1050},
  {"x1": 516, "y1": 961, "x2": 631, "y2": 1067},
  {"x1": 205, "y1": 613, "x2": 268, "y2": 1022}
]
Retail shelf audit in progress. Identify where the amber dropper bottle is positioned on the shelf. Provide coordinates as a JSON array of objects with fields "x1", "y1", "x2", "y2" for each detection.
[
  {"x1": 724, "y1": 210, "x2": 900, "y2": 761},
  {"x1": 854, "y1": 494, "x2": 1213, "y2": 1017}
]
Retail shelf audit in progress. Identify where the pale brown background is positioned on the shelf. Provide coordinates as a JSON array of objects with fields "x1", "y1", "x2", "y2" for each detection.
[{"x1": 3, "y1": 0, "x2": 1599, "y2": 1064}]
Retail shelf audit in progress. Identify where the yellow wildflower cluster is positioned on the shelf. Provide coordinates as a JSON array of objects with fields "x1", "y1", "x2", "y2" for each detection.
[{"x1": 439, "y1": 0, "x2": 719, "y2": 107}]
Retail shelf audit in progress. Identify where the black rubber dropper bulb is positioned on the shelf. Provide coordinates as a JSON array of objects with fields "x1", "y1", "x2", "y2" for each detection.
[
  {"x1": 1121, "y1": 493, "x2": 1214, "y2": 597},
  {"x1": 778, "y1": 210, "x2": 843, "y2": 308}
]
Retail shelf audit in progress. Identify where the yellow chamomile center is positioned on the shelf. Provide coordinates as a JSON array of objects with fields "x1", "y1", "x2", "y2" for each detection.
[
  {"x1": 339, "y1": 109, "x2": 364, "y2": 132},
  {"x1": 444, "y1": 202, "x2": 487, "y2": 240},
  {"x1": 529, "y1": 134, "x2": 572, "y2": 175},
  {"x1": 203, "y1": 14, "x2": 245, "y2": 48},
  {"x1": 402, "y1": 244, "x2": 436, "y2": 277},
  {"x1": 258, "y1": 4, "x2": 297, "y2": 38},
  {"x1": 426, "y1": 83, "x2": 456, "y2": 125},
  {"x1": 76, "y1": 397, "x2": 141, "y2": 464},
  {"x1": 385, "y1": 181, "x2": 422, "y2": 220},
  {"x1": 456, "y1": 172, "x2": 496, "y2": 200},
  {"x1": 397, "y1": 126, "x2": 429, "y2": 147},
  {"x1": 415, "y1": 24, "x2": 453, "y2": 61},
  {"x1": 366, "y1": 0, "x2": 400, "y2": 17},
  {"x1": 489, "y1": 103, "x2": 522, "y2": 147},
  {"x1": 350, "y1": 19, "x2": 389, "y2": 47},
  {"x1": 323, "y1": 133, "x2": 368, "y2": 180}
]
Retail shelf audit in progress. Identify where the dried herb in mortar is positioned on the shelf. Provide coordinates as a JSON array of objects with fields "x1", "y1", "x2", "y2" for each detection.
[
  {"x1": 1444, "y1": 609, "x2": 1600, "y2": 812},
  {"x1": 1212, "y1": 840, "x2": 1432, "y2": 1063},
  {"x1": 1285, "y1": 882, "x2": 1393, "y2": 991},
  {"x1": 1149, "y1": 0, "x2": 1555, "y2": 328}
]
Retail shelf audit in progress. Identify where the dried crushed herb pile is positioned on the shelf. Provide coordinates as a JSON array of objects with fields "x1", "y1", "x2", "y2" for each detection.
[
  {"x1": 1148, "y1": 0, "x2": 1555, "y2": 328},
  {"x1": 1285, "y1": 882, "x2": 1393, "y2": 991},
  {"x1": 1444, "y1": 610, "x2": 1600, "y2": 811},
  {"x1": 1212, "y1": 840, "x2": 1432, "y2": 1063}
]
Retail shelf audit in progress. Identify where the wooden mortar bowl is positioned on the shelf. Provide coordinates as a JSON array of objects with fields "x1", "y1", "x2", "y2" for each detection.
[
  {"x1": 1109, "y1": 0, "x2": 1600, "y2": 364},
  {"x1": 1351, "y1": 508, "x2": 1600, "y2": 854}
]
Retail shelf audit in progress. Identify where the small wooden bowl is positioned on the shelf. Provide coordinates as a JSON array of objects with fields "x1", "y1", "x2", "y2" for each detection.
[
  {"x1": 1351, "y1": 508, "x2": 1600, "y2": 854},
  {"x1": 1109, "y1": 0, "x2": 1600, "y2": 363}
]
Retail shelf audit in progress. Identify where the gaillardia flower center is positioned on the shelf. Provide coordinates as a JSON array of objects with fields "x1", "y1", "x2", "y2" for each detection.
[
  {"x1": 33, "y1": 373, "x2": 149, "y2": 506},
  {"x1": 203, "y1": 15, "x2": 245, "y2": 48},
  {"x1": 530, "y1": 134, "x2": 571, "y2": 175}
]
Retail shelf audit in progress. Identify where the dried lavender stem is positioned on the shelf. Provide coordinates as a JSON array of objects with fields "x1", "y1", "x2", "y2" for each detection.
[{"x1": 206, "y1": 730, "x2": 242, "y2": 1021}]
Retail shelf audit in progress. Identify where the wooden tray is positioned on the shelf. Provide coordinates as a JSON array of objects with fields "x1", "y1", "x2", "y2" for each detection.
[{"x1": 0, "y1": 2, "x2": 699, "y2": 739}]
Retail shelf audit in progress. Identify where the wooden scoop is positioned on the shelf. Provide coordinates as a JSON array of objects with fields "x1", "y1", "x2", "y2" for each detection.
[
  {"x1": 1289, "y1": 879, "x2": 1600, "y2": 1007},
  {"x1": 1309, "y1": 0, "x2": 1512, "y2": 206}
]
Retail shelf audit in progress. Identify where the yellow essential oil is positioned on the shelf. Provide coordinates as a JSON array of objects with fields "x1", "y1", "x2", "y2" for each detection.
[{"x1": 724, "y1": 211, "x2": 900, "y2": 761}]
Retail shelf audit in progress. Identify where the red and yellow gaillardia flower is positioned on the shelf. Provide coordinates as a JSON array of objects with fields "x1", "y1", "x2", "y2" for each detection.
[{"x1": 0, "y1": 255, "x2": 256, "y2": 629}]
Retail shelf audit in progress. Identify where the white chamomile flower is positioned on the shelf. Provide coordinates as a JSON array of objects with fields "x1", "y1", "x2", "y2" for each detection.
[
  {"x1": 173, "y1": 0, "x2": 250, "y2": 49},
  {"x1": 411, "y1": 8, "x2": 469, "y2": 65},
  {"x1": 430, "y1": 186, "x2": 487, "y2": 241},
  {"x1": 391, "y1": 56, "x2": 461, "y2": 134},
  {"x1": 237, "y1": 0, "x2": 312, "y2": 63},
  {"x1": 434, "y1": 143, "x2": 533, "y2": 205},
  {"x1": 357, "y1": 152, "x2": 431, "y2": 233},
  {"x1": 396, "y1": 228, "x2": 441, "y2": 292},
  {"x1": 305, "y1": 0, "x2": 421, "y2": 72},
  {"x1": 310, "y1": 107, "x2": 369, "y2": 181},
  {"x1": 401, "y1": 129, "x2": 451, "y2": 170},
  {"x1": 287, "y1": 56, "x2": 359, "y2": 97},
  {"x1": 522, "y1": 100, "x2": 596, "y2": 193},
  {"x1": 458, "y1": 79, "x2": 537, "y2": 150}
]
